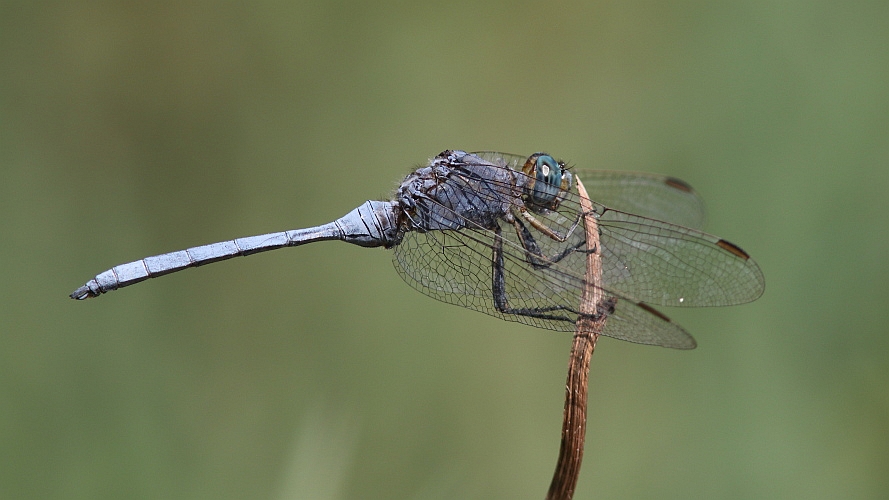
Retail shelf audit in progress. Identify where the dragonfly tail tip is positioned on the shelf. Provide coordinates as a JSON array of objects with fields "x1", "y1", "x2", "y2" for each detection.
[{"x1": 69, "y1": 284, "x2": 96, "y2": 300}]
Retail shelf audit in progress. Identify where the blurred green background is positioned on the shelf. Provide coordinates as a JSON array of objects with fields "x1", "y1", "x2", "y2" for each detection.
[{"x1": 2, "y1": 1, "x2": 887, "y2": 499}]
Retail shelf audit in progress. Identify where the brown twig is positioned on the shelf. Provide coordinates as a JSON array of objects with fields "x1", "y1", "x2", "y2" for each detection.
[{"x1": 546, "y1": 176, "x2": 607, "y2": 500}]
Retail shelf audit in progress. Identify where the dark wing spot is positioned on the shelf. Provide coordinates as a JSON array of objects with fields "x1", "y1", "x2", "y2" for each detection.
[
  {"x1": 717, "y1": 239, "x2": 750, "y2": 260},
  {"x1": 664, "y1": 177, "x2": 694, "y2": 193},
  {"x1": 637, "y1": 302, "x2": 672, "y2": 323}
]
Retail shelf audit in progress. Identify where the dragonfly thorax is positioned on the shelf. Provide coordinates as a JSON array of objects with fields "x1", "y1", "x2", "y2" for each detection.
[{"x1": 394, "y1": 150, "x2": 520, "y2": 233}]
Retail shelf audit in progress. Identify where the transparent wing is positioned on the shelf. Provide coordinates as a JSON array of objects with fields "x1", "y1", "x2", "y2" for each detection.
[
  {"x1": 394, "y1": 227, "x2": 580, "y2": 331},
  {"x1": 591, "y1": 204, "x2": 763, "y2": 307},
  {"x1": 572, "y1": 170, "x2": 705, "y2": 230},
  {"x1": 602, "y1": 298, "x2": 697, "y2": 349}
]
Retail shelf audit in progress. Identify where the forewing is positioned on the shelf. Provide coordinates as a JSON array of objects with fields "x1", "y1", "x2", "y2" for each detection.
[
  {"x1": 574, "y1": 170, "x2": 706, "y2": 230},
  {"x1": 590, "y1": 204, "x2": 765, "y2": 307}
]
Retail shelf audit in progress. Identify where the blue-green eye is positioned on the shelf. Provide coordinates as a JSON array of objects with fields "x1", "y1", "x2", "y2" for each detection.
[
  {"x1": 523, "y1": 154, "x2": 569, "y2": 207},
  {"x1": 537, "y1": 155, "x2": 560, "y2": 185}
]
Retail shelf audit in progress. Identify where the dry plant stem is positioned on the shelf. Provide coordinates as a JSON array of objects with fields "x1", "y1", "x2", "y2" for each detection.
[{"x1": 546, "y1": 177, "x2": 606, "y2": 500}]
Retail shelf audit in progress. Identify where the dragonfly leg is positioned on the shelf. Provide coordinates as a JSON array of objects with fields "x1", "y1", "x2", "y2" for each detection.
[
  {"x1": 491, "y1": 224, "x2": 603, "y2": 323},
  {"x1": 516, "y1": 206, "x2": 582, "y2": 242},
  {"x1": 511, "y1": 217, "x2": 595, "y2": 270}
]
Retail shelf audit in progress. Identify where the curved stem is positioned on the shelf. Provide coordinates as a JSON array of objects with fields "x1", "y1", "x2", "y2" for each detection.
[{"x1": 546, "y1": 176, "x2": 606, "y2": 500}]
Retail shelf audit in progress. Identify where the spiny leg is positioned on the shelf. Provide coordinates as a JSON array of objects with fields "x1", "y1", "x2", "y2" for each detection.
[
  {"x1": 511, "y1": 217, "x2": 595, "y2": 270},
  {"x1": 516, "y1": 206, "x2": 583, "y2": 242},
  {"x1": 491, "y1": 224, "x2": 587, "y2": 323}
]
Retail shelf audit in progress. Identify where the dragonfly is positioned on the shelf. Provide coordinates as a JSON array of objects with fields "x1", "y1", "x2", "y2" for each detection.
[{"x1": 70, "y1": 150, "x2": 764, "y2": 349}]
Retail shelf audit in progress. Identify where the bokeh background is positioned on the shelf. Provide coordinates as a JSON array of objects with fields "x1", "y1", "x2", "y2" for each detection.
[{"x1": 2, "y1": 1, "x2": 888, "y2": 499}]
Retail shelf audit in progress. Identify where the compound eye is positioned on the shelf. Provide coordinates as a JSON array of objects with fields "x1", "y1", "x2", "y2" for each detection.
[
  {"x1": 527, "y1": 154, "x2": 562, "y2": 206},
  {"x1": 536, "y1": 155, "x2": 559, "y2": 186}
]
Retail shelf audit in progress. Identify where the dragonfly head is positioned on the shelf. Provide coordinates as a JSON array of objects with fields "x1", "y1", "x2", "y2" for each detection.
[{"x1": 522, "y1": 153, "x2": 573, "y2": 210}]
